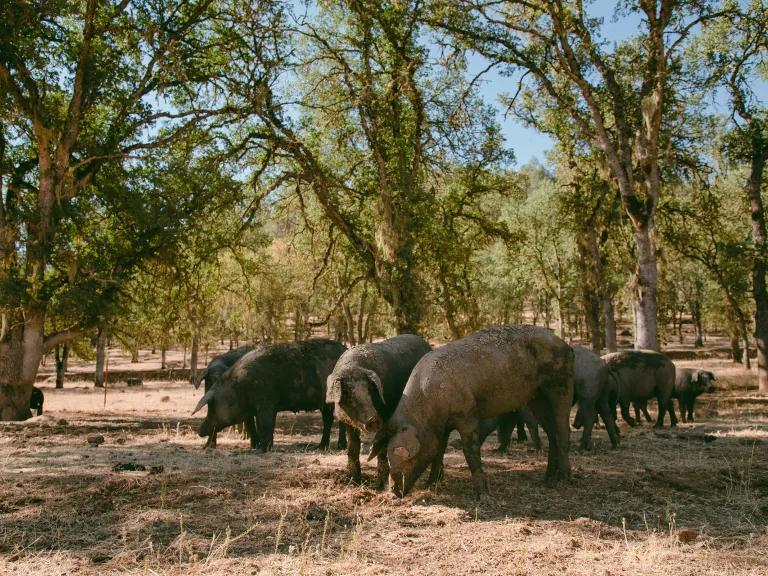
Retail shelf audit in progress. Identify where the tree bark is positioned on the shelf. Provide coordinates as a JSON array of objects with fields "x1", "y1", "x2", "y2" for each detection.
[
  {"x1": 161, "y1": 348, "x2": 167, "y2": 370},
  {"x1": 603, "y1": 293, "x2": 618, "y2": 353},
  {"x1": 0, "y1": 307, "x2": 48, "y2": 419},
  {"x1": 577, "y1": 227, "x2": 603, "y2": 352},
  {"x1": 95, "y1": 325, "x2": 107, "y2": 388},
  {"x1": 632, "y1": 224, "x2": 659, "y2": 350},
  {"x1": 55, "y1": 343, "x2": 69, "y2": 389},
  {"x1": 343, "y1": 302, "x2": 356, "y2": 346},
  {"x1": 190, "y1": 333, "x2": 200, "y2": 384},
  {"x1": 356, "y1": 289, "x2": 367, "y2": 344},
  {"x1": 747, "y1": 134, "x2": 768, "y2": 391}
]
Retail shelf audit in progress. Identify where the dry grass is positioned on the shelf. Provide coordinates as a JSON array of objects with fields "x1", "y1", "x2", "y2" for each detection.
[{"x1": 2, "y1": 357, "x2": 768, "y2": 575}]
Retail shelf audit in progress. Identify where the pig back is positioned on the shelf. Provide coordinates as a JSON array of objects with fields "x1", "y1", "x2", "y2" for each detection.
[
  {"x1": 402, "y1": 325, "x2": 573, "y2": 422},
  {"x1": 249, "y1": 339, "x2": 346, "y2": 412}
]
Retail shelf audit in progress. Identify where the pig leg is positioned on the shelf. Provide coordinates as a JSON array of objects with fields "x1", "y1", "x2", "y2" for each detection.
[
  {"x1": 578, "y1": 399, "x2": 597, "y2": 451},
  {"x1": 667, "y1": 396, "x2": 678, "y2": 427},
  {"x1": 337, "y1": 421, "x2": 348, "y2": 450},
  {"x1": 619, "y1": 396, "x2": 636, "y2": 427},
  {"x1": 255, "y1": 405, "x2": 276, "y2": 451},
  {"x1": 573, "y1": 407, "x2": 583, "y2": 429},
  {"x1": 456, "y1": 419, "x2": 489, "y2": 499},
  {"x1": 427, "y1": 430, "x2": 449, "y2": 486},
  {"x1": 318, "y1": 404, "x2": 334, "y2": 451},
  {"x1": 376, "y1": 452, "x2": 390, "y2": 490},
  {"x1": 204, "y1": 431, "x2": 217, "y2": 449},
  {"x1": 245, "y1": 417, "x2": 259, "y2": 449},
  {"x1": 346, "y1": 426, "x2": 362, "y2": 483},
  {"x1": 654, "y1": 390, "x2": 674, "y2": 428},
  {"x1": 529, "y1": 390, "x2": 571, "y2": 483},
  {"x1": 633, "y1": 402, "x2": 643, "y2": 425},
  {"x1": 687, "y1": 397, "x2": 695, "y2": 422},
  {"x1": 596, "y1": 396, "x2": 620, "y2": 448},
  {"x1": 521, "y1": 407, "x2": 541, "y2": 450},
  {"x1": 497, "y1": 413, "x2": 515, "y2": 451},
  {"x1": 641, "y1": 402, "x2": 653, "y2": 423}
]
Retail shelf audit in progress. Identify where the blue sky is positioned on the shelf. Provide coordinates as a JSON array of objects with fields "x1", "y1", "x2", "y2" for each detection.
[{"x1": 466, "y1": 3, "x2": 768, "y2": 167}]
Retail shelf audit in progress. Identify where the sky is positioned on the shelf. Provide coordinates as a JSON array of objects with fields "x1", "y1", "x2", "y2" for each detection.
[{"x1": 466, "y1": 3, "x2": 768, "y2": 167}]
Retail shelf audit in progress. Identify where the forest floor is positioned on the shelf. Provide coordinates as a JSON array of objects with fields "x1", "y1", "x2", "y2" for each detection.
[{"x1": 2, "y1": 356, "x2": 767, "y2": 575}]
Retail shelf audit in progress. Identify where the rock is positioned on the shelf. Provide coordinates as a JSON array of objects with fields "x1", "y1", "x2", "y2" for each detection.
[
  {"x1": 87, "y1": 434, "x2": 105, "y2": 446},
  {"x1": 161, "y1": 395, "x2": 171, "y2": 402}
]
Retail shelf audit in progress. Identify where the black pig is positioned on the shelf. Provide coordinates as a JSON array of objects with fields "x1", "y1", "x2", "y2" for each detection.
[
  {"x1": 195, "y1": 346, "x2": 255, "y2": 449},
  {"x1": 194, "y1": 339, "x2": 347, "y2": 451},
  {"x1": 30, "y1": 387, "x2": 44, "y2": 416}
]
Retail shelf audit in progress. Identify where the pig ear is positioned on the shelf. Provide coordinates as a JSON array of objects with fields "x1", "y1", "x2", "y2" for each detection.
[
  {"x1": 192, "y1": 389, "x2": 215, "y2": 415},
  {"x1": 709, "y1": 371, "x2": 716, "y2": 381},
  {"x1": 193, "y1": 368, "x2": 209, "y2": 390},
  {"x1": 363, "y1": 369, "x2": 385, "y2": 404},
  {"x1": 367, "y1": 427, "x2": 390, "y2": 461}
]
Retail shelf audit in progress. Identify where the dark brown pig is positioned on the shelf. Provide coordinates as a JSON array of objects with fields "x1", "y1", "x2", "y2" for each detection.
[
  {"x1": 602, "y1": 350, "x2": 676, "y2": 428},
  {"x1": 326, "y1": 334, "x2": 432, "y2": 487},
  {"x1": 572, "y1": 346, "x2": 619, "y2": 450},
  {"x1": 369, "y1": 325, "x2": 573, "y2": 500}
]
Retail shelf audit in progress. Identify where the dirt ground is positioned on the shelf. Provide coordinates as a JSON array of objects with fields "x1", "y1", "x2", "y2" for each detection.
[{"x1": 2, "y1": 356, "x2": 768, "y2": 575}]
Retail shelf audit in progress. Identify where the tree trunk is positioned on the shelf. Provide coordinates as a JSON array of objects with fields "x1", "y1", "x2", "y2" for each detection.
[
  {"x1": 55, "y1": 343, "x2": 69, "y2": 389},
  {"x1": 730, "y1": 334, "x2": 744, "y2": 364},
  {"x1": 130, "y1": 346, "x2": 139, "y2": 363},
  {"x1": 603, "y1": 293, "x2": 617, "y2": 353},
  {"x1": 364, "y1": 298, "x2": 377, "y2": 343},
  {"x1": 438, "y1": 267, "x2": 461, "y2": 339},
  {"x1": 692, "y1": 306, "x2": 704, "y2": 348},
  {"x1": 161, "y1": 348, "x2": 167, "y2": 370},
  {"x1": 747, "y1": 131, "x2": 768, "y2": 391},
  {"x1": 632, "y1": 224, "x2": 659, "y2": 350},
  {"x1": 293, "y1": 308, "x2": 301, "y2": 342},
  {"x1": 95, "y1": 325, "x2": 107, "y2": 388},
  {"x1": 357, "y1": 289, "x2": 367, "y2": 344},
  {"x1": 577, "y1": 229, "x2": 603, "y2": 352},
  {"x1": 0, "y1": 308, "x2": 46, "y2": 420},
  {"x1": 182, "y1": 344, "x2": 187, "y2": 369},
  {"x1": 740, "y1": 315, "x2": 752, "y2": 370},
  {"x1": 343, "y1": 303, "x2": 356, "y2": 346},
  {"x1": 190, "y1": 333, "x2": 200, "y2": 384}
]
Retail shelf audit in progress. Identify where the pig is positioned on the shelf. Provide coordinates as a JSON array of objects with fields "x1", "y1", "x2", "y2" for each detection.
[
  {"x1": 572, "y1": 346, "x2": 620, "y2": 450},
  {"x1": 602, "y1": 350, "x2": 676, "y2": 428},
  {"x1": 479, "y1": 408, "x2": 542, "y2": 451},
  {"x1": 29, "y1": 387, "x2": 44, "y2": 416},
  {"x1": 628, "y1": 369, "x2": 717, "y2": 424},
  {"x1": 675, "y1": 367, "x2": 716, "y2": 422},
  {"x1": 326, "y1": 334, "x2": 432, "y2": 487},
  {"x1": 369, "y1": 325, "x2": 573, "y2": 500},
  {"x1": 193, "y1": 339, "x2": 347, "y2": 451},
  {"x1": 195, "y1": 346, "x2": 256, "y2": 449}
]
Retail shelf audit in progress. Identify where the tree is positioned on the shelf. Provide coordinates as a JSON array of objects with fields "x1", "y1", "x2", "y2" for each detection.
[
  {"x1": 433, "y1": 0, "x2": 729, "y2": 350},
  {"x1": 0, "y1": 0, "x2": 281, "y2": 418},
  {"x1": 697, "y1": 1, "x2": 768, "y2": 389},
  {"x1": 217, "y1": 0, "x2": 509, "y2": 333}
]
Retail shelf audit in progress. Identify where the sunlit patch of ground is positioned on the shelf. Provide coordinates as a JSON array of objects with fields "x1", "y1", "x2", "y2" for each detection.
[{"x1": 2, "y1": 358, "x2": 768, "y2": 575}]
